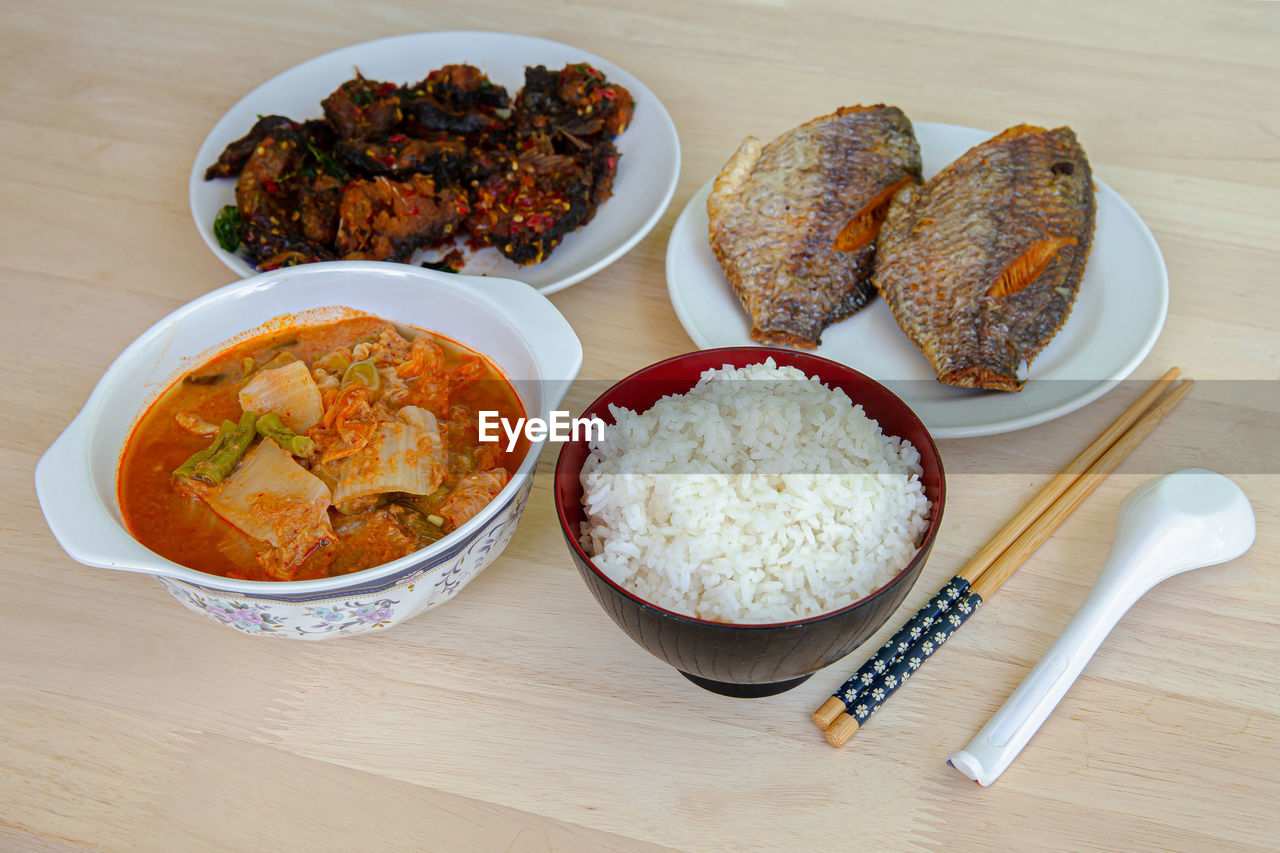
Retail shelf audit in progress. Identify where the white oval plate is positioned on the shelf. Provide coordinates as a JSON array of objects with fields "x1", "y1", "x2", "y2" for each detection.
[
  {"x1": 191, "y1": 31, "x2": 680, "y2": 295},
  {"x1": 666, "y1": 122, "x2": 1168, "y2": 439}
]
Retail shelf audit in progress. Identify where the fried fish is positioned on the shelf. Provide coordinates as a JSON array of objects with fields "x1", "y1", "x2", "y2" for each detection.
[
  {"x1": 708, "y1": 106, "x2": 922, "y2": 348},
  {"x1": 873, "y1": 124, "x2": 1096, "y2": 391}
]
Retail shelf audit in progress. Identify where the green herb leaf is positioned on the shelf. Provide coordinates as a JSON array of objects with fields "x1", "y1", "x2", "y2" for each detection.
[
  {"x1": 213, "y1": 205, "x2": 242, "y2": 252},
  {"x1": 306, "y1": 142, "x2": 347, "y2": 179}
]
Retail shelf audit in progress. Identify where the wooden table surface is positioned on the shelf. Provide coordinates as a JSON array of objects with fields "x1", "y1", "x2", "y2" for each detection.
[{"x1": 3, "y1": 1, "x2": 1277, "y2": 850}]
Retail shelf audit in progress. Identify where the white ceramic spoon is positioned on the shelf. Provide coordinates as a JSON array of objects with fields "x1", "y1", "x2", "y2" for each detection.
[{"x1": 947, "y1": 469, "x2": 1256, "y2": 787}]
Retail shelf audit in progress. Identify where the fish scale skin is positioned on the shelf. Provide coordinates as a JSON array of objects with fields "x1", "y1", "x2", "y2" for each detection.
[
  {"x1": 708, "y1": 106, "x2": 922, "y2": 348},
  {"x1": 873, "y1": 125, "x2": 1096, "y2": 391}
]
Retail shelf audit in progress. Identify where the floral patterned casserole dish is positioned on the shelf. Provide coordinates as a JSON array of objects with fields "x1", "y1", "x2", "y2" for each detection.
[{"x1": 35, "y1": 261, "x2": 581, "y2": 639}]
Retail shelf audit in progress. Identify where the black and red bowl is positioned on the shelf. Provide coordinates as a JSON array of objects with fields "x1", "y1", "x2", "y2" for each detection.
[{"x1": 553, "y1": 347, "x2": 946, "y2": 697}]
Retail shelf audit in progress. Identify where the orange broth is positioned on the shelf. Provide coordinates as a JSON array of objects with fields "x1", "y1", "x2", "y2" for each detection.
[{"x1": 118, "y1": 315, "x2": 528, "y2": 582}]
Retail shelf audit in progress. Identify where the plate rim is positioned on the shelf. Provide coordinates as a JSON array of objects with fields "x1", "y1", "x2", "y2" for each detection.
[
  {"x1": 664, "y1": 120, "x2": 1170, "y2": 439},
  {"x1": 188, "y1": 30, "x2": 681, "y2": 295}
]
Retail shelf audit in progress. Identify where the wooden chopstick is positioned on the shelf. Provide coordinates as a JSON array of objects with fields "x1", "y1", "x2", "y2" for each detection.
[
  {"x1": 815, "y1": 371, "x2": 1191, "y2": 746},
  {"x1": 970, "y1": 378, "x2": 1192, "y2": 600},
  {"x1": 813, "y1": 368, "x2": 1181, "y2": 731},
  {"x1": 954, "y1": 367, "x2": 1181, "y2": 590}
]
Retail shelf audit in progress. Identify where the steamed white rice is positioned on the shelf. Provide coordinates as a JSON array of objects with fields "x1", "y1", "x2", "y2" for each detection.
[{"x1": 579, "y1": 359, "x2": 931, "y2": 623}]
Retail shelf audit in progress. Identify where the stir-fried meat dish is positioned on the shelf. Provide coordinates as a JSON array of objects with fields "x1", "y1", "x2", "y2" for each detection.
[
  {"x1": 206, "y1": 62, "x2": 634, "y2": 271},
  {"x1": 118, "y1": 316, "x2": 527, "y2": 582}
]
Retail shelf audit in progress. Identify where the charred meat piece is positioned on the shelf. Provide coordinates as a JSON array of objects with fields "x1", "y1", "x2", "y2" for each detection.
[
  {"x1": 708, "y1": 105, "x2": 922, "y2": 348},
  {"x1": 234, "y1": 132, "x2": 307, "y2": 228},
  {"x1": 402, "y1": 65, "x2": 511, "y2": 138},
  {"x1": 297, "y1": 174, "x2": 345, "y2": 246},
  {"x1": 321, "y1": 76, "x2": 403, "y2": 140},
  {"x1": 556, "y1": 63, "x2": 633, "y2": 138},
  {"x1": 514, "y1": 63, "x2": 634, "y2": 144},
  {"x1": 403, "y1": 98, "x2": 498, "y2": 136},
  {"x1": 873, "y1": 125, "x2": 1096, "y2": 391},
  {"x1": 466, "y1": 148, "x2": 595, "y2": 265},
  {"x1": 296, "y1": 119, "x2": 345, "y2": 178},
  {"x1": 334, "y1": 135, "x2": 469, "y2": 183},
  {"x1": 410, "y1": 64, "x2": 510, "y2": 110},
  {"x1": 206, "y1": 117, "x2": 341, "y2": 183},
  {"x1": 241, "y1": 220, "x2": 334, "y2": 270},
  {"x1": 421, "y1": 248, "x2": 466, "y2": 273},
  {"x1": 230, "y1": 131, "x2": 347, "y2": 268},
  {"x1": 336, "y1": 174, "x2": 467, "y2": 262},
  {"x1": 298, "y1": 118, "x2": 338, "y2": 152},
  {"x1": 581, "y1": 137, "x2": 620, "y2": 223},
  {"x1": 205, "y1": 115, "x2": 299, "y2": 180}
]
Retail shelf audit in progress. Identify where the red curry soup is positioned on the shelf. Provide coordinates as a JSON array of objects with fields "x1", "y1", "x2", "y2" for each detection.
[{"x1": 118, "y1": 315, "x2": 528, "y2": 582}]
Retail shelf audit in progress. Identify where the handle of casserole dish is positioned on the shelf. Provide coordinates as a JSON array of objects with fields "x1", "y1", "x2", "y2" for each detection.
[{"x1": 34, "y1": 409, "x2": 159, "y2": 574}]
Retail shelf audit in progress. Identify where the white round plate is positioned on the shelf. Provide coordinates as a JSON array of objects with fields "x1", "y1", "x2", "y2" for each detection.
[
  {"x1": 666, "y1": 122, "x2": 1168, "y2": 439},
  {"x1": 191, "y1": 31, "x2": 680, "y2": 295}
]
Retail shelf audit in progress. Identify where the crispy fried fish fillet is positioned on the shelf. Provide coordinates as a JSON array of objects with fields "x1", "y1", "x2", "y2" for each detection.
[
  {"x1": 708, "y1": 106, "x2": 922, "y2": 348},
  {"x1": 874, "y1": 125, "x2": 1096, "y2": 391}
]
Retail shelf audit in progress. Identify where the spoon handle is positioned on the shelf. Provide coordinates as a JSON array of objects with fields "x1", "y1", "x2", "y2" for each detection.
[
  {"x1": 948, "y1": 470, "x2": 1256, "y2": 786},
  {"x1": 947, "y1": 567, "x2": 1149, "y2": 786}
]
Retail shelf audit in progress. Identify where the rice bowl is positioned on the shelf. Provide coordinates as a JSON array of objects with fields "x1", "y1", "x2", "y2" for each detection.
[{"x1": 579, "y1": 359, "x2": 932, "y2": 623}]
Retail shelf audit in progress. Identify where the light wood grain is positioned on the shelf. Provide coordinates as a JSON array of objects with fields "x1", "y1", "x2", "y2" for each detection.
[{"x1": 2, "y1": 0, "x2": 1278, "y2": 850}]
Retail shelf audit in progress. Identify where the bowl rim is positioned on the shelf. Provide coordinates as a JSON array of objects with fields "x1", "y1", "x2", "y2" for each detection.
[
  {"x1": 36, "y1": 261, "x2": 581, "y2": 596},
  {"x1": 553, "y1": 345, "x2": 946, "y2": 630}
]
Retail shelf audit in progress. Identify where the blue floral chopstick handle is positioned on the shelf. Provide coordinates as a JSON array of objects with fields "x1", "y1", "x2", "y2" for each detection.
[
  {"x1": 833, "y1": 575, "x2": 972, "y2": 710},
  {"x1": 847, "y1": 589, "x2": 984, "y2": 725}
]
